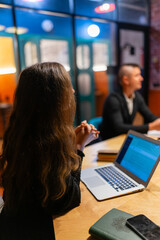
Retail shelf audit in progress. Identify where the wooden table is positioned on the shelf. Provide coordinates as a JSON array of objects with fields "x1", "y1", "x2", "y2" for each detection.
[{"x1": 54, "y1": 134, "x2": 160, "y2": 240}]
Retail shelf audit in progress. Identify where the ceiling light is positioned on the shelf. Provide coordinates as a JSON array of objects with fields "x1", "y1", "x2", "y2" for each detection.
[
  {"x1": 5, "y1": 27, "x2": 16, "y2": 33},
  {"x1": 41, "y1": 20, "x2": 54, "y2": 32},
  {"x1": 17, "y1": 27, "x2": 28, "y2": 34},
  {"x1": 87, "y1": 24, "x2": 100, "y2": 37},
  {"x1": 5, "y1": 27, "x2": 28, "y2": 34},
  {"x1": 0, "y1": 25, "x2": 5, "y2": 31},
  {"x1": 95, "y1": 3, "x2": 115, "y2": 13}
]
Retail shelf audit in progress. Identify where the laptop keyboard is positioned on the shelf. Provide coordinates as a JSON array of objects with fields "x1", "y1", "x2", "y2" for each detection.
[{"x1": 95, "y1": 166, "x2": 137, "y2": 192}]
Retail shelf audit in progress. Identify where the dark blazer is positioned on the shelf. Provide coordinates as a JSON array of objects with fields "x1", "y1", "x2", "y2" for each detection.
[
  {"x1": 0, "y1": 150, "x2": 84, "y2": 240},
  {"x1": 100, "y1": 89, "x2": 158, "y2": 140}
]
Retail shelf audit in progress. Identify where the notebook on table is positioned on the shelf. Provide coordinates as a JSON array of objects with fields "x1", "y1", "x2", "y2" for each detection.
[
  {"x1": 97, "y1": 149, "x2": 118, "y2": 161},
  {"x1": 89, "y1": 208, "x2": 142, "y2": 240},
  {"x1": 81, "y1": 130, "x2": 160, "y2": 201}
]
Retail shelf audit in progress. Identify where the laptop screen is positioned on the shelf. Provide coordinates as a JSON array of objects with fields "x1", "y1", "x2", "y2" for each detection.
[{"x1": 116, "y1": 133, "x2": 160, "y2": 182}]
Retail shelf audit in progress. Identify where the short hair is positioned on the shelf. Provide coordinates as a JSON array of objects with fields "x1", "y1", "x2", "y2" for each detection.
[{"x1": 118, "y1": 63, "x2": 140, "y2": 82}]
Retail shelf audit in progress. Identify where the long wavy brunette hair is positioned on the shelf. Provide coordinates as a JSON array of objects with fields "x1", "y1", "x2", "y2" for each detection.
[{"x1": 0, "y1": 62, "x2": 79, "y2": 211}]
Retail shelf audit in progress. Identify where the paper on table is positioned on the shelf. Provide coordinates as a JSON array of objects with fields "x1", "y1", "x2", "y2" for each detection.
[{"x1": 147, "y1": 130, "x2": 160, "y2": 137}]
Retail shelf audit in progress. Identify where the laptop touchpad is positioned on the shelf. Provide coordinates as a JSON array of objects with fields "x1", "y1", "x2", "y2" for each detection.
[{"x1": 83, "y1": 176, "x2": 106, "y2": 188}]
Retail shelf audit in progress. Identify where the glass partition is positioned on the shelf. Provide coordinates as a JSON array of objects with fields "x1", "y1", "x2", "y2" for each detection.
[
  {"x1": 14, "y1": 0, "x2": 73, "y2": 14},
  {"x1": 120, "y1": 28, "x2": 145, "y2": 96},
  {"x1": 120, "y1": 29, "x2": 144, "y2": 68},
  {"x1": 0, "y1": 6, "x2": 17, "y2": 104},
  {"x1": 24, "y1": 42, "x2": 38, "y2": 67},
  {"x1": 117, "y1": 0, "x2": 149, "y2": 25},
  {"x1": 77, "y1": 45, "x2": 90, "y2": 69},
  {"x1": 40, "y1": 39, "x2": 70, "y2": 71},
  {"x1": 75, "y1": 0, "x2": 117, "y2": 20},
  {"x1": 75, "y1": 17, "x2": 117, "y2": 121},
  {"x1": 15, "y1": 8, "x2": 73, "y2": 80}
]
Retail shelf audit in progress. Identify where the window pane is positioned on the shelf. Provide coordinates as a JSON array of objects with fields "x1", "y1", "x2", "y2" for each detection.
[
  {"x1": 15, "y1": 8, "x2": 73, "y2": 70},
  {"x1": 77, "y1": 45, "x2": 90, "y2": 69},
  {"x1": 75, "y1": 0, "x2": 117, "y2": 20},
  {"x1": 14, "y1": 0, "x2": 73, "y2": 14},
  {"x1": 0, "y1": 0, "x2": 12, "y2": 4},
  {"x1": 120, "y1": 29, "x2": 145, "y2": 95},
  {"x1": 93, "y1": 42, "x2": 109, "y2": 71},
  {"x1": 15, "y1": 9, "x2": 72, "y2": 37},
  {"x1": 40, "y1": 39, "x2": 70, "y2": 71},
  {"x1": 117, "y1": 0, "x2": 149, "y2": 25},
  {"x1": 75, "y1": 17, "x2": 117, "y2": 120},
  {"x1": 78, "y1": 73, "x2": 91, "y2": 96}
]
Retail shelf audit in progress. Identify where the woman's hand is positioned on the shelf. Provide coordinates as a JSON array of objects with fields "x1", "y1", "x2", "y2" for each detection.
[{"x1": 75, "y1": 120, "x2": 100, "y2": 151}]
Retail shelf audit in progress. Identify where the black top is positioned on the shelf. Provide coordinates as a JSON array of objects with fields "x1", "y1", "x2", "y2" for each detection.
[
  {"x1": 0, "y1": 150, "x2": 84, "y2": 240},
  {"x1": 100, "y1": 89, "x2": 158, "y2": 140}
]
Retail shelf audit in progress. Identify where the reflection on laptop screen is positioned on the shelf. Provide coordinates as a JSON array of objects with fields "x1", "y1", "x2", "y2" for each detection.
[{"x1": 116, "y1": 134, "x2": 160, "y2": 182}]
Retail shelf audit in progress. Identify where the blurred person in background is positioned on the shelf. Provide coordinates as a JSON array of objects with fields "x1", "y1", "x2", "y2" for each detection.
[{"x1": 100, "y1": 63, "x2": 160, "y2": 140}]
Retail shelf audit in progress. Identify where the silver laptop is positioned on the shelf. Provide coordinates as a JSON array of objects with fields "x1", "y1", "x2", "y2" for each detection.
[{"x1": 81, "y1": 130, "x2": 160, "y2": 201}]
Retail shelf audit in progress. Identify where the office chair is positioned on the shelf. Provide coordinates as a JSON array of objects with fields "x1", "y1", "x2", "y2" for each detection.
[{"x1": 88, "y1": 116, "x2": 102, "y2": 130}]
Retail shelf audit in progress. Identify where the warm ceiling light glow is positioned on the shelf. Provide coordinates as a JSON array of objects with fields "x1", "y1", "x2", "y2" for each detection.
[
  {"x1": 95, "y1": 3, "x2": 115, "y2": 13},
  {"x1": 5, "y1": 27, "x2": 28, "y2": 34},
  {"x1": 5, "y1": 27, "x2": 16, "y2": 33},
  {"x1": 87, "y1": 24, "x2": 100, "y2": 37},
  {"x1": 17, "y1": 27, "x2": 28, "y2": 34},
  {"x1": 0, "y1": 25, "x2": 5, "y2": 31},
  {"x1": 103, "y1": 3, "x2": 110, "y2": 11},
  {"x1": 0, "y1": 67, "x2": 16, "y2": 75}
]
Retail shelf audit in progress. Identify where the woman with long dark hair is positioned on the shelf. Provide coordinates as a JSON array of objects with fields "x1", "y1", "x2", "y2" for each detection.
[{"x1": 0, "y1": 62, "x2": 99, "y2": 239}]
